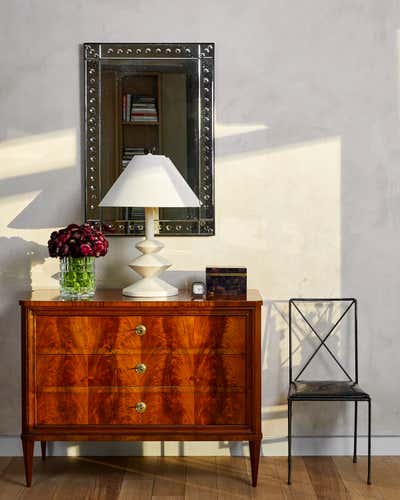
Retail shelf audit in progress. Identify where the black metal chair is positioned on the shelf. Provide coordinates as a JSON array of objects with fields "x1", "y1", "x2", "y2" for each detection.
[{"x1": 287, "y1": 298, "x2": 371, "y2": 485}]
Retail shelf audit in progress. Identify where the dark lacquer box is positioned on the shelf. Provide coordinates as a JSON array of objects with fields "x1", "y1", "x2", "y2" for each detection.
[{"x1": 206, "y1": 267, "x2": 247, "y2": 297}]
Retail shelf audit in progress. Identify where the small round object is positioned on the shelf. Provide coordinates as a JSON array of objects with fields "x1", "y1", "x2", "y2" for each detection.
[
  {"x1": 135, "y1": 401, "x2": 147, "y2": 413},
  {"x1": 135, "y1": 363, "x2": 147, "y2": 374},
  {"x1": 192, "y1": 281, "x2": 206, "y2": 298},
  {"x1": 134, "y1": 324, "x2": 146, "y2": 336}
]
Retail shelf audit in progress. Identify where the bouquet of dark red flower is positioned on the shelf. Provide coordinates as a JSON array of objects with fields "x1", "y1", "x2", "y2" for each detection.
[{"x1": 48, "y1": 223, "x2": 109, "y2": 259}]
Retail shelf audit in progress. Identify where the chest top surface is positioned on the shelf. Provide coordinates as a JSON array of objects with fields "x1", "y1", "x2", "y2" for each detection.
[{"x1": 20, "y1": 289, "x2": 263, "y2": 309}]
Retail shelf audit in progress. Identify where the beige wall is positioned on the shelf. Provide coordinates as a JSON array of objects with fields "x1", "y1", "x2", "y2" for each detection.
[{"x1": 0, "y1": 0, "x2": 399, "y2": 455}]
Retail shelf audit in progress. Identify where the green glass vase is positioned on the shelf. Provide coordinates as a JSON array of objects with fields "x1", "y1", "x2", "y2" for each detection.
[{"x1": 59, "y1": 256, "x2": 96, "y2": 298}]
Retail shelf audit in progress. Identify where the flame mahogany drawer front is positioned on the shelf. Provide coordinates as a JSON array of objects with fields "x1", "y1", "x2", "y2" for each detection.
[
  {"x1": 20, "y1": 290, "x2": 262, "y2": 487},
  {"x1": 35, "y1": 315, "x2": 246, "y2": 354},
  {"x1": 36, "y1": 353, "x2": 246, "y2": 388},
  {"x1": 36, "y1": 388, "x2": 246, "y2": 425}
]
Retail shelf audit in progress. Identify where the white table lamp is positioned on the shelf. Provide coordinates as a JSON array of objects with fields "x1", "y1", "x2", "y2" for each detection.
[{"x1": 99, "y1": 153, "x2": 200, "y2": 297}]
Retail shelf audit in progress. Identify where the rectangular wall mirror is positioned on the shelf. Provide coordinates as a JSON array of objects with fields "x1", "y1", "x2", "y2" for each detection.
[{"x1": 83, "y1": 43, "x2": 215, "y2": 236}]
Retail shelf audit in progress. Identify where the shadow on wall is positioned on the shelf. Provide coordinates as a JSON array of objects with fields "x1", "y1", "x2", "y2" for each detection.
[
  {"x1": 4, "y1": 168, "x2": 80, "y2": 229},
  {"x1": 0, "y1": 237, "x2": 47, "y2": 433}
]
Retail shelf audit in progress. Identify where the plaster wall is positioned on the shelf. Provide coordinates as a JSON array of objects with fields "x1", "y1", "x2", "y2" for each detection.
[{"x1": 0, "y1": 0, "x2": 399, "y2": 455}]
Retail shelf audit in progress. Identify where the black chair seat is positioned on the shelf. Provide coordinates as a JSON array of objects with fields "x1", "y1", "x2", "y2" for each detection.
[{"x1": 289, "y1": 380, "x2": 370, "y2": 400}]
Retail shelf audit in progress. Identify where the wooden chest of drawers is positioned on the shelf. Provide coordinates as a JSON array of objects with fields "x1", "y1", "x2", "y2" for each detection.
[{"x1": 20, "y1": 290, "x2": 262, "y2": 486}]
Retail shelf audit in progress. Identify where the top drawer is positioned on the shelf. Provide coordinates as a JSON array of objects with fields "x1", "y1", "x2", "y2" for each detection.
[{"x1": 35, "y1": 315, "x2": 247, "y2": 354}]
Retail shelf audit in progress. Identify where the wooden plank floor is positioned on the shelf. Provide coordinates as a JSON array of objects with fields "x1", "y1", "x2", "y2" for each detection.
[{"x1": 0, "y1": 456, "x2": 398, "y2": 499}]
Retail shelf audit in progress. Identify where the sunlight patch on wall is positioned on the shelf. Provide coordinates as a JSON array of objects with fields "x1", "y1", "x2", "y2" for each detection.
[
  {"x1": 261, "y1": 403, "x2": 288, "y2": 455},
  {"x1": 0, "y1": 129, "x2": 76, "y2": 180},
  {"x1": 66, "y1": 445, "x2": 81, "y2": 457},
  {"x1": 30, "y1": 257, "x2": 59, "y2": 288},
  {"x1": 215, "y1": 121, "x2": 268, "y2": 138},
  {"x1": 217, "y1": 136, "x2": 342, "y2": 299}
]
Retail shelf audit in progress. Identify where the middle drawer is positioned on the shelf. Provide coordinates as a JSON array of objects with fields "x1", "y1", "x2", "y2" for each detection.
[{"x1": 36, "y1": 353, "x2": 246, "y2": 388}]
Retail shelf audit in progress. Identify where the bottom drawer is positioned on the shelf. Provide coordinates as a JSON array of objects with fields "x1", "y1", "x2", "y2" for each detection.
[{"x1": 36, "y1": 388, "x2": 246, "y2": 426}]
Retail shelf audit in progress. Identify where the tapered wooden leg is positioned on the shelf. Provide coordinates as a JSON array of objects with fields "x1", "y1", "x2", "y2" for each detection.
[
  {"x1": 249, "y1": 439, "x2": 261, "y2": 487},
  {"x1": 41, "y1": 441, "x2": 46, "y2": 461},
  {"x1": 21, "y1": 437, "x2": 34, "y2": 487}
]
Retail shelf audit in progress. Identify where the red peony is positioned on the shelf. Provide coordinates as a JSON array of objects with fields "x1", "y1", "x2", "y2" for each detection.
[
  {"x1": 48, "y1": 224, "x2": 109, "y2": 259},
  {"x1": 80, "y1": 243, "x2": 94, "y2": 257}
]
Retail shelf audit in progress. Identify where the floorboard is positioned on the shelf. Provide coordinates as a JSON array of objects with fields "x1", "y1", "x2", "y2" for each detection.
[
  {"x1": 304, "y1": 457, "x2": 351, "y2": 499},
  {"x1": 0, "y1": 456, "x2": 397, "y2": 499},
  {"x1": 184, "y1": 457, "x2": 218, "y2": 500}
]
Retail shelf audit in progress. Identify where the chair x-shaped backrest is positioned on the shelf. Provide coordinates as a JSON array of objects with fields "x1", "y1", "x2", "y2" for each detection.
[{"x1": 289, "y1": 298, "x2": 358, "y2": 384}]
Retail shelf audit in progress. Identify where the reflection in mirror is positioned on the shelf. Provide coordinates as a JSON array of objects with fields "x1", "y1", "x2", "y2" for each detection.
[{"x1": 83, "y1": 43, "x2": 214, "y2": 236}]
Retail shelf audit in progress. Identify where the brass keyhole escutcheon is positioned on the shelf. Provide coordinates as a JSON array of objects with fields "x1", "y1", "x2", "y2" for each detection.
[
  {"x1": 135, "y1": 363, "x2": 147, "y2": 375},
  {"x1": 134, "y1": 324, "x2": 146, "y2": 336},
  {"x1": 135, "y1": 402, "x2": 147, "y2": 413}
]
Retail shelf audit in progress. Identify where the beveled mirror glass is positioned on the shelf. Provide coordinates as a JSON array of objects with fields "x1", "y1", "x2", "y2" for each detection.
[{"x1": 83, "y1": 43, "x2": 214, "y2": 236}]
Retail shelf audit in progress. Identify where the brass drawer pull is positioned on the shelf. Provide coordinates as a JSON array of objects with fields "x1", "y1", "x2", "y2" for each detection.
[
  {"x1": 134, "y1": 324, "x2": 146, "y2": 336},
  {"x1": 135, "y1": 363, "x2": 147, "y2": 375},
  {"x1": 135, "y1": 402, "x2": 147, "y2": 414}
]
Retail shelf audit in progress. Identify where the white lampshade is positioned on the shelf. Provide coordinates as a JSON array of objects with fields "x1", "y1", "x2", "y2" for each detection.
[{"x1": 99, "y1": 153, "x2": 200, "y2": 208}]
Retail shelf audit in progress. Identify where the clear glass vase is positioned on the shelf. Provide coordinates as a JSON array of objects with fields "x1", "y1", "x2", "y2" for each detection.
[{"x1": 59, "y1": 257, "x2": 96, "y2": 298}]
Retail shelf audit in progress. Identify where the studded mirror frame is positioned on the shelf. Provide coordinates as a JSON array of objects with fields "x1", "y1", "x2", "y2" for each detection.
[{"x1": 83, "y1": 42, "x2": 215, "y2": 236}]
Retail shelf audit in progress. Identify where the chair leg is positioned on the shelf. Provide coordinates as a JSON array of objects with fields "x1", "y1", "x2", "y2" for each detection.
[
  {"x1": 288, "y1": 399, "x2": 292, "y2": 485},
  {"x1": 367, "y1": 399, "x2": 372, "y2": 485},
  {"x1": 353, "y1": 401, "x2": 358, "y2": 463}
]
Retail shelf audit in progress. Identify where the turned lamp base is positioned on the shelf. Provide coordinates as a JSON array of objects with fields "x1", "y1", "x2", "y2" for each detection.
[
  {"x1": 123, "y1": 277, "x2": 178, "y2": 297},
  {"x1": 123, "y1": 208, "x2": 178, "y2": 297}
]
